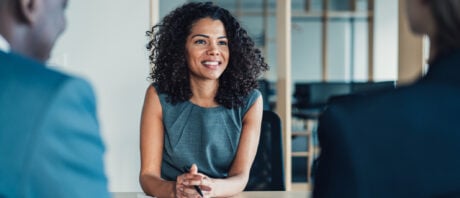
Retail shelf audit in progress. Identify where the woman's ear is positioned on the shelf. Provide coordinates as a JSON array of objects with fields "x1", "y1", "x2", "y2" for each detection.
[{"x1": 17, "y1": 0, "x2": 41, "y2": 25}]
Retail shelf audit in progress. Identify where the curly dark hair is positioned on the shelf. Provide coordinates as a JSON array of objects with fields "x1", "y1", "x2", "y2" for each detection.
[{"x1": 146, "y1": 1, "x2": 268, "y2": 109}]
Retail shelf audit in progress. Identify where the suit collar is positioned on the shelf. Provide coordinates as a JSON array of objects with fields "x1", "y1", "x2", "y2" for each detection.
[{"x1": 422, "y1": 48, "x2": 460, "y2": 87}]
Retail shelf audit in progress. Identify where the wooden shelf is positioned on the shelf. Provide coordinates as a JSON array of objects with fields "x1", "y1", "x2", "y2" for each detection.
[
  {"x1": 292, "y1": 131, "x2": 310, "y2": 136},
  {"x1": 292, "y1": 151, "x2": 309, "y2": 157},
  {"x1": 292, "y1": 182, "x2": 311, "y2": 191},
  {"x1": 292, "y1": 10, "x2": 372, "y2": 18},
  {"x1": 228, "y1": 10, "x2": 373, "y2": 19}
]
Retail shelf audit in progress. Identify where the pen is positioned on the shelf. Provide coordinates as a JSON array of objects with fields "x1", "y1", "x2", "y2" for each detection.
[
  {"x1": 193, "y1": 185, "x2": 204, "y2": 197},
  {"x1": 183, "y1": 167, "x2": 204, "y2": 197}
]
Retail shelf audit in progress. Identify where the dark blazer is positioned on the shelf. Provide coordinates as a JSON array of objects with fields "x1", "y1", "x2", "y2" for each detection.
[
  {"x1": 313, "y1": 49, "x2": 460, "y2": 198},
  {"x1": 0, "y1": 51, "x2": 110, "y2": 197}
]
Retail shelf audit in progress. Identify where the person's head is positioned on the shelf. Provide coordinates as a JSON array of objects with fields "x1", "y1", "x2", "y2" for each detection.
[
  {"x1": 405, "y1": 0, "x2": 460, "y2": 60},
  {"x1": 147, "y1": 1, "x2": 268, "y2": 109},
  {"x1": 0, "y1": 0, "x2": 67, "y2": 62},
  {"x1": 185, "y1": 17, "x2": 229, "y2": 85}
]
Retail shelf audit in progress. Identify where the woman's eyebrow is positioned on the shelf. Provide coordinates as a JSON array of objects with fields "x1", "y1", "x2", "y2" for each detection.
[
  {"x1": 191, "y1": 34, "x2": 209, "y2": 39},
  {"x1": 191, "y1": 34, "x2": 227, "y2": 39}
]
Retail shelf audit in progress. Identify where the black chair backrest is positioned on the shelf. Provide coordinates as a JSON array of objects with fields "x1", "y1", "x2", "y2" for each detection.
[
  {"x1": 294, "y1": 82, "x2": 351, "y2": 109},
  {"x1": 351, "y1": 81, "x2": 396, "y2": 94},
  {"x1": 245, "y1": 110, "x2": 285, "y2": 191},
  {"x1": 294, "y1": 81, "x2": 397, "y2": 109},
  {"x1": 258, "y1": 79, "x2": 272, "y2": 111}
]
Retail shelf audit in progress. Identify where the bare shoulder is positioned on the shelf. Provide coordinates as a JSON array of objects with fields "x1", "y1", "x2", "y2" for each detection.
[
  {"x1": 142, "y1": 84, "x2": 163, "y2": 118},
  {"x1": 145, "y1": 84, "x2": 159, "y2": 96}
]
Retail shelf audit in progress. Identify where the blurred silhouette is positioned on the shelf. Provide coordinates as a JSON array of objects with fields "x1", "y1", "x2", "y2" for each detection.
[
  {"x1": 0, "y1": 0, "x2": 109, "y2": 197},
  {"x1": 314, "y1": 0, "x2": 460, "y2": 197}
]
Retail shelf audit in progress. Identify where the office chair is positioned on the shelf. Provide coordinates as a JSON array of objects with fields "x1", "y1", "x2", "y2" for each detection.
[
  {"x1": 245, "y1": 110, "x2": 285, "y2": 191},
  {"x1": 351, "y1": 81, "x2": 396, "y2": 94},
  {"x1": 294, "y1": 82, "x2": 351, "y2": 109}
]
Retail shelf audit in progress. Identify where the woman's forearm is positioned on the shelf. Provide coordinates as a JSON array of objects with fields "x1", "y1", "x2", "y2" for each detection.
[
  {"x1": 140, "y1": 174, "x2": 176, "y2": 198},
  {"x1": 212, "y1": 173, "x2": 249, "y2": 197}
]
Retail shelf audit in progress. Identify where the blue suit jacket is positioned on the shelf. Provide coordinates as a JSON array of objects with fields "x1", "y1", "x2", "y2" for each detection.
[
  {"x1": 313, "y1": 49, "x2": 460, "y2": 198},
  {"x1": 0, "y1": 51, "x2": 110, "y2": 197}
]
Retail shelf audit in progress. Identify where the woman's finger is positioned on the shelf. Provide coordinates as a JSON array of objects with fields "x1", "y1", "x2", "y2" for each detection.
[{"x1": 183, "y1": 186, "x2": 199, "y2": 195}]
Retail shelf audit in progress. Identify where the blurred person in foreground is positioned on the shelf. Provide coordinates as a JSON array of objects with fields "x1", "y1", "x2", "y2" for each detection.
[
  {"x1": 0, "y1": 0, "x2": 110, "y2": 197},
  {"x1": 314, "y1": 0, "x2": 460, "y2": 197}
]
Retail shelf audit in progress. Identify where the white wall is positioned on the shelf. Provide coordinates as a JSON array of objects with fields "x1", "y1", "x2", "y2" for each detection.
[
  {"x1": 373, "y1": 0, "x2": 399, "y2": 81},
  {"x1": 291, "y1": 20, "x2": 322, "y2": 82},
  {"x1": 327, "y1": 20, "x2": 352, "y2": 81},
  {"x1": 353, "y1": 20, "x2": 369, "y2": 81},
  {"x1": 51, "y1": 0, "x2": 150, "y2": 192}
]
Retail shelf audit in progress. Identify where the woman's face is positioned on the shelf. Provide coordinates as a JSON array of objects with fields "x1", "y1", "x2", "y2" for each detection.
[{"x1": 185, "y1": 17, "x2": 229, "y2": 81}]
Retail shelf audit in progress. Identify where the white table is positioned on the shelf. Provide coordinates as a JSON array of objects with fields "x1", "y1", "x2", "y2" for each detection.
[{"x1": 113, "y1": 191, "x2": 311, "y2": 198}]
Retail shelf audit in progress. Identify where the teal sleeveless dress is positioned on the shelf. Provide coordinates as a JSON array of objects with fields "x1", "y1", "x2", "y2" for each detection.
[{"x1": 154, "y1": 84, "x2": 261, "y2": 180}]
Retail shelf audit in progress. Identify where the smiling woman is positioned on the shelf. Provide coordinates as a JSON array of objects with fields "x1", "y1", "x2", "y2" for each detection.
[
  {"x1": 139, "y1": 2, "x2": 268, "y2": 198},
  {"x1": 185, "y1": 18, "x2": 229, "y2": 85}
]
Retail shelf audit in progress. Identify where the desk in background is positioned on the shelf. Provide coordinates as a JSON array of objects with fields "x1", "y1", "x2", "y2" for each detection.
[{"x1": 113, "y1": 191, "x2": 310, "y2": 198}]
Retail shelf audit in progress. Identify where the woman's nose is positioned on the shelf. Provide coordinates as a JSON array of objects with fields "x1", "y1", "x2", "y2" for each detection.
[{"x1": 207, "y1": 43, "x2": 220, "y2": 56}]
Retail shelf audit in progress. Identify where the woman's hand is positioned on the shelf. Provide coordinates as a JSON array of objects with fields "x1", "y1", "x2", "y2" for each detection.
[{"x1": 176, "y1": 164, "x2": 215, "y2": 198}]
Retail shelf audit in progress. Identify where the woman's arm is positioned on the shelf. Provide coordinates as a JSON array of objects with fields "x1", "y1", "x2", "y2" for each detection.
[
  {"x1": 182, "y1": 95, "x2": 264, "y2": 198},
  {"x1": 139, "y1": 85, "x2": 176, "y2": 198}
]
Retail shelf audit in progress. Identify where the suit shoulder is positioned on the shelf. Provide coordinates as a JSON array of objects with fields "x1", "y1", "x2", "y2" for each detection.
[
  {"x1": 0, "y1": 52, "x2": 96, "y2": 126},
  {"x1": 54, "y1": 77, "x2": 96, "y2": 108},
  {"x1": 324, "y1": 84, "x2": 426, "y2": 119},
  {"x1": 2, "y1": 52, "x2": 73, "y2": 87}
]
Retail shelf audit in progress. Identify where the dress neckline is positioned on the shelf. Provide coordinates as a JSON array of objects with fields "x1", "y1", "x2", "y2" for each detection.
[{"x1": 187, "y1": 100, "x2": 224, "y2": 111}]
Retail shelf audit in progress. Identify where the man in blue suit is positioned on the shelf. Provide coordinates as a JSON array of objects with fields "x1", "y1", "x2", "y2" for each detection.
[
  {"x1": 313, "y1": 0, "x2": 460, "y2": 197},
  {"x1": 0, "y1": 0, "x2": 110, "y2": 197}
]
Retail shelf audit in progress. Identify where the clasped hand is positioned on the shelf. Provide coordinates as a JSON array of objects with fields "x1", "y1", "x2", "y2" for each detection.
[{"x1": 176, "y1": 164, "x2": 214, "y2": 198}]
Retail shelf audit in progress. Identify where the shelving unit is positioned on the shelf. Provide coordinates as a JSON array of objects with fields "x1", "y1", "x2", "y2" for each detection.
[
  {"x1": 291, "y1": 113, "x2": 319, "y2": 189},
  {"x1": 289, "y1": 0, "x2": 375, "y2": 190}
]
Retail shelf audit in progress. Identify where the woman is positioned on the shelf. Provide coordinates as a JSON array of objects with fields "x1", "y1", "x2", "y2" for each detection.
[
  {"x1": 139, "y1": 2, "x2": 268, "y2": 198},
  {"x1": 313, "y1": 0, "x2": 460, "y2": 197}
]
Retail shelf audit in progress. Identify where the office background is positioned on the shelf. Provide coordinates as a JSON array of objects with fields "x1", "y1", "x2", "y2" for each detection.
[{"x1": 50, "y1": 0, "x2": 401, "y2": 192}]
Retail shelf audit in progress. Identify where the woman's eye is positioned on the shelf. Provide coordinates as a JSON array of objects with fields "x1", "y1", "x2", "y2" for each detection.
[
  {"x1": 218, "y1": 40, "x2": 228, "y2": 46},
  {"x1": 194, "y1": 40, "x2": 206, "y2": 45}
]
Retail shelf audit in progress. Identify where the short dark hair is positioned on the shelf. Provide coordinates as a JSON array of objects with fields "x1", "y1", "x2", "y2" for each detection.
[
  {"x1": 428, "y1": 0, "x2": 460, "y2": 58},
  {"x1": 146, "y1": 1, "x2": 268, "y2": 109}
]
